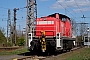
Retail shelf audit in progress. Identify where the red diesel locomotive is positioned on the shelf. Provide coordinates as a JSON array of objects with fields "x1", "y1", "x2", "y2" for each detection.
[{"x1": 28, "y1": 13, "x2": 75, "y2": 53}]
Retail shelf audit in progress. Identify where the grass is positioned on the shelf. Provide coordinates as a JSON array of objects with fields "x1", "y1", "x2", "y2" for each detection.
[
  {"x1": 0, "y1": 47, "x2": 90, "y2": 60},
  {"x1": 0, "y1": 47, "x2": 29, "y2": 55},
  {"x1": 59, "y1": 47, "x2": 90, "y2": 60}
]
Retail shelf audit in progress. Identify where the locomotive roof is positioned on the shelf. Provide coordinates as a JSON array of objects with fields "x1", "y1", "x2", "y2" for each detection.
[{"x1": 47, "y1": 13, "x2": 70, "y2": 20}]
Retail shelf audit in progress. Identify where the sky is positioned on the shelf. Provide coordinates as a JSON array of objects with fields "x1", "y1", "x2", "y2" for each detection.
[{"x1": 0, "y1": 0, "x2": 90, "y2": 35}]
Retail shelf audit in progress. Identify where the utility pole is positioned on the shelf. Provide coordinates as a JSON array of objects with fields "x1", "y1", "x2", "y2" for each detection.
[
  {"x1": 7, "y1": 9, "x2": 11, "y2": 44},
  {"x1": 26, "y1": 0, "x2": 37, "y2": 46},
  {"x1": 13, "y1": 8, "x2": 19, "y2": 46},
  {"x1": 27, "y1": 0, "x2": 37, "y2": 34}
]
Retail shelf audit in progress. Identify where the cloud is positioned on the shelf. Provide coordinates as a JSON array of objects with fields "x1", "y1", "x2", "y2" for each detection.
[
  {"x1": 73, "y1": 7, "x2": 90, "y2": 12},
  {"x1": 51, "y1": 0, "x2": 90, "y2": 12}
]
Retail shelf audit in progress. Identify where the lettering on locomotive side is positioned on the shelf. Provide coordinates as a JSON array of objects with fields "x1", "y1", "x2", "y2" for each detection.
[{"x1": 37, "y1": 21, "x2": 54, "y2": 25}]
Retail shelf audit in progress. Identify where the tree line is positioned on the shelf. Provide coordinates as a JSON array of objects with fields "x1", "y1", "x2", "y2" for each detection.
[{"x1": 0, "y1": 27, "x2": 25, "y2": 47}]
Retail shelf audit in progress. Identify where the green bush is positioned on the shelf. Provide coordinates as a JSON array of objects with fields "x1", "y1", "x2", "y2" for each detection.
[
  {"x1": 7, "y1": 42, "x2": 12, "y2": 47},
  {"x1": 17, "y1": 37, "x2": 25, "y2": 46},
  {"x1": 0, "y1": 30, "x2": 7, "y2": 47}
]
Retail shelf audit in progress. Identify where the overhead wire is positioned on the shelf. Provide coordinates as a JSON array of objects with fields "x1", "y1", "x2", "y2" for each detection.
[
  {"x1": 0, "y1": 7, "x2": 9, "y2": 9},
  {"x1": 74, "y1": 0, "x2": 89, "y2": 23},
  {"x1": 56, "y1": 0, "x2": 78, "y2": 20},
  {"x1": 84, "y1": 0, "x2": 90, "y2": 26},
  {"x1": 74, "y1": 0, "x2": 90, "y2": 27},
  {"x1": 73, "y1": 0, "x2": 84, "y2": 15},
  {"x1": 63, "y1": 1, "x2": 78, "y2": 17},
  {"x1": 0, "y1": 0, "x2": 26, "y2": 33},
  {"x1": 84, "y1": 0, "x2": 90, "y2": 18},
  {"x1": 0, "y1": 6, "x2": 26, "y2": 17}
]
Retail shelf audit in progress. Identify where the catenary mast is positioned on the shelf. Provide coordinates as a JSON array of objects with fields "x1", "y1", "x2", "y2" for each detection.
[{"x1": 26, "y1": 0, "x2": 37, "y2": 46}]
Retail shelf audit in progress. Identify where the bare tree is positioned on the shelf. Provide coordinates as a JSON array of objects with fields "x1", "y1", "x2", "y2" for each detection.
[
  {"x1": 71, "y1": 18, "x2": 77, "y2": 38},
  {"x1": 0, "y1": 27, "x2": 6, "y2": 36}
]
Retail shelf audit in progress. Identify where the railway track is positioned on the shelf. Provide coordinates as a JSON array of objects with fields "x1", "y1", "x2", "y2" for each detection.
[
  {"x1": 12, "y1": 47, "x2": 81, "y2": 60},
  {"x1": 0, "y1": 46, "x2": 19, "y2": 51},
  {"x1": 13, "y1": 56, "x2": 46, "y2": 60}
]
